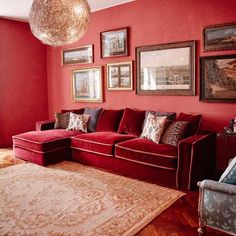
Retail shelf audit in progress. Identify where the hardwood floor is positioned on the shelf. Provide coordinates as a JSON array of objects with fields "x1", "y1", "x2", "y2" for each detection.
[
  {"x1": 137, "y1": 191, "x2": 229, "y2": 236},
  {"x1": 0, "y1": 149, "x2": 230, "y2": 236}
]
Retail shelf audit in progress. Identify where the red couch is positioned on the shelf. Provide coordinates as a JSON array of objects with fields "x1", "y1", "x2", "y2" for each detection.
[{"x1": 12, "y1": 108, "x2": 216, "y2": 190}]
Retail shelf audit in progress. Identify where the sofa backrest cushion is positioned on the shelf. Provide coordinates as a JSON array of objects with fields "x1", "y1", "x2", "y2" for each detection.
[
  {"x1": 96, "y1": 109, "x2": 124, "y2": 132},
  {"x1": 161, "y1": 121, "x2": 189, "y2": 146},
  {"x1": 118, "y1": 108, "x2": 145, "y2": 137},
  {"x1": 61, "y1": 108, "x2": 84, "y2": 114},
  {"x1": 54, "y1": 112, "x2": 70, "y2": 129},
  {"x1": 84, "y1": 107, "x2": 103, "y2": 132},
  {"x1": 176, "y1": 112, "x2": 202, "y2": 137}
]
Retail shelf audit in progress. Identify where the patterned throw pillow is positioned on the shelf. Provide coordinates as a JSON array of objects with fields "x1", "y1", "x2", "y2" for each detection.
[
  {"x1": 141, "y1": 113, "x2": 167, "y2": 144},
  {"x1": 161, "y1": 121, "x2": 189, "y2": 146},
  {"x1": 219, "y1": 156, "x2": 236, "y2": 184},
  {"x1": 67, "y1": 113, "x2": 90, "y2": 132},
  {"x1": 54, "y1": 112, "x2": 70, "y2": 129}
]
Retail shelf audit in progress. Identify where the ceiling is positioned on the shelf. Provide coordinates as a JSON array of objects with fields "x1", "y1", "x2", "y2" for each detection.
[{"x1": 0, "y1": 0, "x2": 135, "y2": 22}]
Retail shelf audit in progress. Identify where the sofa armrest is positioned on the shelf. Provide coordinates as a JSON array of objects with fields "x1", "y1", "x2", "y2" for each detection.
[
  {"x1": 177, "y1": 133, "x2": 216, "y2": 190},
  {"x1": 198, "y1": 179, "x2": 236, "y2": 195},
  {"x1": 35, "y1": 120, "x2": 55, "y2": 131}
]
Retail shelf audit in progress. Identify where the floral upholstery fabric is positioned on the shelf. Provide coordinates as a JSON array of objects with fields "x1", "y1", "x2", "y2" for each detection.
[
  {"x1": 54, "y1": 112, "x2": 70, "y2": 129},
  {"x1": 161, "y1": 121, "x2": 189, "y2": 146},
  {"x1": 67, "y1": 113, "x2": 90, "y2": 132},
  {"x1": 219, "y1": 156, "x2": 236, "y2": 185},
  {"x1": 198, "y1": 180, "x2": 236, "y2": 235},
  {"x1": 141, "y1": 114, "x2": 166, "y2": 144}
]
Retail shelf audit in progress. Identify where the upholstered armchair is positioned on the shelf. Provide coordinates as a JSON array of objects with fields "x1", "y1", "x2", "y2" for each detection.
[{"x1": 197, "y1": 157, "x2": 236, "y2": 235}]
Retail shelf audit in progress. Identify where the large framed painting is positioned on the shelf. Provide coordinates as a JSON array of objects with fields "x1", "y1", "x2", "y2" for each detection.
[
  {"x1": 136, "y1": 41, "x2": 196, "y2": 95},
  {"x1": 101, "y1": 28, "x2": 128, "y2": 58},
  {"x1": 203, "y1": 22, "x2": 236, "y2": 51},
  {"x1": 62, "y1": 45, "x2": 93, "y2": 65},
  {"x1": 72, "y1": 66, "x2": 103, "y2": 103},
  {"x1": 106, "y1": 61, "x2": 133, "y2": 90},
  {"x1": 200, "y1": 55, "x2": 236, "y2": 102}
]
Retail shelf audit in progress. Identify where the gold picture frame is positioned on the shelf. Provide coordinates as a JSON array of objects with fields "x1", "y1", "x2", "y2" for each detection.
[
  {"x1": 62, "y1": 45, "x2": 93, "y2": 66},
  {"x1": 106, "y1": 61, "x2": 133, "y2": 90},
  {"x1": 72, "y1": 66, "x2": 103, "y2": 103}
]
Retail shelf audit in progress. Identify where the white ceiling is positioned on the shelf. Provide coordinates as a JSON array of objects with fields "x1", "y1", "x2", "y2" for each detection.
[{"x1": 0, "y1": 0, "x2": 135, "y2": 22}]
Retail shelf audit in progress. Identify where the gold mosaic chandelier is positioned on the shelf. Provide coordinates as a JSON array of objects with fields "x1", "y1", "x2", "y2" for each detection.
[{"x1": 29, "y1": 0, "x2": 90, "y2": 47}]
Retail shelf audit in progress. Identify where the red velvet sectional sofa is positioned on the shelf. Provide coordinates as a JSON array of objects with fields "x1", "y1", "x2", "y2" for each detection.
[{"x1": 12, "y1": 108, "x2": 216, "y2": 190}]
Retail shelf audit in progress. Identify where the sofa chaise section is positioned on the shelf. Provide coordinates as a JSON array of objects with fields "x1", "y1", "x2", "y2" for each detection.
[{"x1": 13, "y1": 129, "x2": 80, "y2": 166}]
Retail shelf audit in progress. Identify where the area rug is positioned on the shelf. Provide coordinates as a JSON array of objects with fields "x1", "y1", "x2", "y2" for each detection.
[
  {"x1": 0, "y1": 149, "x2": 25, "y2": 168},
  {"x1": 0, "y1": 161, "x2": 184, "y2": 236}
]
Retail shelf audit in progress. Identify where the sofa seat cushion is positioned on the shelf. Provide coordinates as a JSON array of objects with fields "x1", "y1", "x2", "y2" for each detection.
[
  {"x1": 13, "y1": 129, "x2": 80, "y2": 153},
  {"x1": 71, "y1": 132, "x2": 136, "y2": 157},
  {"x1": 115, "y1": 138, "x2": 178, "y2": 170}
]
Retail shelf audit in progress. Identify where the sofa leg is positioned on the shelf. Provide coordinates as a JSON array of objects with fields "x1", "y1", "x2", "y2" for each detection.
[{"x1": 197, "y1": 220, "x2": 205, "y2": 235}]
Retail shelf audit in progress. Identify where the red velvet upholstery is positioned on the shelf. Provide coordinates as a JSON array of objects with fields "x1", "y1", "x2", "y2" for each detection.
[
  {"x1": 71, "y1": 132, "x2": 135, "y2": 156},
  {"x1": 71, "y1": 149, "x2": 177, "y2": 187},
  {"x1": 115, "y1": 138, "x2": 178, "y2": 170},
  {"x1": 96, "y1": 109, "x2": 124, "y2": 132},
  {"x1": 176, "y1": 112, "x2": 202, "y2": 136},
  {"x1": 13, "y1": 130, "x2": 80, "y2": 152},
  {"x1": 118, "y1": 108, "x2": 145, "y2": 136}
]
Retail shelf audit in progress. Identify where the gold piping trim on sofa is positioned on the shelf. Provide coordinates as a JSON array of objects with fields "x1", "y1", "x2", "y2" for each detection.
[
  {"x1": 71, "y1": 146, "x2": 114, "y2": 157},
  {"x1": 115, "y1": 155, "x2": 176, "y2": 170},
  {"x1": 115, "y1": 144, "x2": 177, "y2": 158},
  {"x1": 71, "y1": 137, "x2": 113, "y2": 146}
]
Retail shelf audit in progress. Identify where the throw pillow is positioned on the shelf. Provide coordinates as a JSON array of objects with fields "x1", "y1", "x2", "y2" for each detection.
[
  {"x1": 141, "y1": 113, "x2": 167, "y2": 143},
  {"x1": 96, "y1": 109, "x2": 124, "y2": 132},
  {"x1": 161, "y1": 121, "x2": 189, "y2": 146},
  {"x1": 176, "y1": 112, "x2": 202, "y2": 137},
  {"x1": 84, "y1": 107, "x2": 103, "y2": 132},
  {"x1": 54, "y1": 112, "x2": 70, "y2": 129},
  {"x1": 67, "y1": 113, "x2": 90, "y2": 132},
  {"x1": 219, "y1": 156, "x2": 236, "y2": 185},
  {"x1": 118, "y1": 108, "x2": 146, "y2": 137}
]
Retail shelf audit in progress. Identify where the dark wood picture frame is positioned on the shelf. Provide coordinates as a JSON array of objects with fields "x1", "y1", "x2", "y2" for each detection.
[
  {"x1": 106, "y1": 61, "x2": 133, "y2": 90},
  {"x1": 200, "y1": 54, "x2": 236, "y2": 103},
  {"x1": 136, "y1": 41, "x2": 196, "y2": 96},
  {"x1": 62, "y1": 45, "x2": 93, "y2": 66},
  {"x1": 101, "y1": 27, "x2": 128, "y2": 58},
  {"x1": 203, "y1": 22, "x2": 236, "y2": 51}
]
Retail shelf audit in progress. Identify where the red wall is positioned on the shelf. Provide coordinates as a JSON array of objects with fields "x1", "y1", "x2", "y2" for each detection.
[
  {"x1": 47, "y1": 0, "x2": 236, "y2": 132},
  {"x1": 0, "y1": 18, "x2": 48, "y2": 147}
]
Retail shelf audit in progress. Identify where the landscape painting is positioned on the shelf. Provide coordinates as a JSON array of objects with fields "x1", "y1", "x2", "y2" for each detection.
[
  {"x1": 203, "y1": 22, "x2": 236, "y2": 51},
  {"x1": 62, "y1": 45, "x2": 93, "y2": 65},
  {"x1": 200, "y1": 55, "x2": 236, "y2": 102},
  {"x1": 136, "y1": 41, "x2": 195, "y2": 95}
]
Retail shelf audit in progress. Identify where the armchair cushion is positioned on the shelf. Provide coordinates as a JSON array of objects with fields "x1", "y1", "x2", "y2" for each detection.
[{"x1": 219, "y1": 156, "x2": 236, "y2": 185}]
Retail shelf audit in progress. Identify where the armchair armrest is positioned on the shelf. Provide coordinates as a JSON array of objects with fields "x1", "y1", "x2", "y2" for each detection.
[
  {"x1": 198, "y1": 179, "x2": 236, "y2": 195},
  {"x1": 177, "y1": 133, "x2": 216, "y2": 190},
  {"x1": 35, "y1": 120, "x2": 55, "y2": 131}
]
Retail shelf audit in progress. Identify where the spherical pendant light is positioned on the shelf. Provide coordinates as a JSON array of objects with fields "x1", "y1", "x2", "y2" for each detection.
[{"x1": 29, "y1": 0, "x2": 90, "y2": 47}]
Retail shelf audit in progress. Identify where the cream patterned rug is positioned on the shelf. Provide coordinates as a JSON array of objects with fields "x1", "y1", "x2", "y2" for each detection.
[
  {"x1": 0, "y1": 161, "x2": 184, "y2": 236},
  {"x1": 0, "y1": 149, "x2": 25, "y2": 168}
]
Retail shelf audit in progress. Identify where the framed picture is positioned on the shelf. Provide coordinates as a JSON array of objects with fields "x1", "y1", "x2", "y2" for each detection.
[
  {"x1": 136, "y1": 41, "x2": 195, "y2": 95},
  {"x1": 203, "y1": 22, "x2": 236, "y2": 51},
  {"x1": 106, "y1": 61, "x2": 133, "y2": 90},
  {"x1": 72, "y1": 66, "x2": 103, "y2": 103},
  {"x1": 200, "y1": 55, "x2": 236, "y2": 102},
  {"x1": 62, "y1": 45, "x2": 93, "y2": 65},
  {"x1": 101, "y1": 28, "x2": 128, "y2": 58}
]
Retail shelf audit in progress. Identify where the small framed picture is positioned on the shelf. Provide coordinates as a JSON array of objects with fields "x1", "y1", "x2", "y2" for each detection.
[
  {"x1": 72, "y1": 66, "x2": 103, "y2": 103},
  {"x1": 203, "y1": 22, "x2": 236, "y2": 51},
  {"x1": 200, "y1": 54, "x2": 236, "y2": 102},
  {"x1": 101, "y1": 28, "x2": 128, "y2": 58},
  {"x1": 106, "y1": 61, "x2": 133, "y2": 90},
  {"x1": 62, "y1": 45, "x2": 93, "y2": 66}
]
